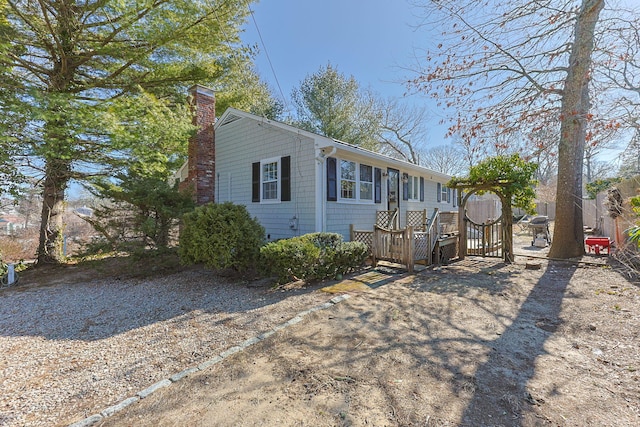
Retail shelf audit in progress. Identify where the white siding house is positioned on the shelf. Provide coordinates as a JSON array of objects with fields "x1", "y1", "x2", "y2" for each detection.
[
  {"x1": 182, "y1": 108, "x2": 454, "y2": 242},
  {"x1": 177, "y1": 86, "x2": 456, "y2": 242}
]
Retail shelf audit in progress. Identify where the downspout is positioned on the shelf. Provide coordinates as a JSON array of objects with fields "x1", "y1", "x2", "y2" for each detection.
[{"x1": 315, "y1": 145, "x2": 337, "y2": 233}]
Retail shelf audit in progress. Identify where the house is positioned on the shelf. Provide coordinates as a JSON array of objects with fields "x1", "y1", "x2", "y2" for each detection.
[
  {"x1": 0, "y1": 214, "x2": 25, "y2": 235},
  {"x1": 177, "y1": 85, "x2": 456, "y2": 241}
]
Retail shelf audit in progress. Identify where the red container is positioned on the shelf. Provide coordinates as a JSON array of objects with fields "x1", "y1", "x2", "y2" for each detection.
[{"x1": 585, "y1": 237, "x2": 611, "y2": 255}]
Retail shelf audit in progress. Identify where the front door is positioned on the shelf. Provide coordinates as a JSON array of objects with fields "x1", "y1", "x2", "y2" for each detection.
[{"x1": 387, "y1": 168, "x2": 400, "y2": 211}]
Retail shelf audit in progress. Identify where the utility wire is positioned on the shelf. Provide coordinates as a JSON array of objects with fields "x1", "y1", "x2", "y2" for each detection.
[{"x1": 245, "y1": 2, "x2": 289, "y2": 111}]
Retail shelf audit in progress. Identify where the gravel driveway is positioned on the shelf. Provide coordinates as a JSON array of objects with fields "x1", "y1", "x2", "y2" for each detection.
[{"x1": 0, "y1": 268, "x2": 331, "y2": 427}]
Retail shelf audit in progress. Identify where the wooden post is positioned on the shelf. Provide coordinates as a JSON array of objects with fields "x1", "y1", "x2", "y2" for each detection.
[
  {"x1": 372, "y1": 227, "x2": 379, "y2": 266},
  {"x1": 458, "y1": 206, "x2": 467, "y2": 260},
  {"x1": 406, "y1": 226, "x2": 414, "y2": 273},
  {"x1": 422, "y1": 209, "x2": 427, "y2": 231}
]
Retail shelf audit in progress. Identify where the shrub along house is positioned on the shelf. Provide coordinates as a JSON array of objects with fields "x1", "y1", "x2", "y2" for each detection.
[{"x1": 176, "y1": 85, "x2": 456, "y2": 242}]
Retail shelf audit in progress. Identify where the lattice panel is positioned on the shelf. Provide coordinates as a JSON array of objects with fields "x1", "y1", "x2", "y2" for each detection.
[
  {"x1": 406, "y1": 210, "x2": 426, "y2": 231},
  {"x1": 376, "y1": 210, "x2": 398, "y2": 229},
  {"x1": 414, "y1": 232, "x2": 428, "y2": 260},
  {"x1": 351, "y1": 230, "x2": 373, "y2": 253}
]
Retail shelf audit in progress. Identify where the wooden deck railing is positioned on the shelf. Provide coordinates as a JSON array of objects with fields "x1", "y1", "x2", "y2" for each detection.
[
  {"x1": 351, "y1": 209, "x2": 459, "y2": 272},
  {"x1": 424, "y1": 208, "x2": 440, "y2": 265},
  {"x1": 376, "y1": 208, "x2": 399, "y2": 230},
  {"x1": 373, "y1": 226, "x2": 415, "y2": 272}
]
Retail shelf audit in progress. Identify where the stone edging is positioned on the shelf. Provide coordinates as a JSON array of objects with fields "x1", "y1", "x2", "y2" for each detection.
[{"x1": 67, "y1": 294, "x2": 352, "y2": 427}]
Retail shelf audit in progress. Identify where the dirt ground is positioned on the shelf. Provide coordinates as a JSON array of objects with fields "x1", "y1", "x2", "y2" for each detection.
[{"x1": 100, "y1": 235, "x2": 640, "y2": 427}]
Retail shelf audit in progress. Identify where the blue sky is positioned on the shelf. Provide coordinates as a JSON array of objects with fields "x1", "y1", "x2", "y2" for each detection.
[
  {"x1": 241, "y1": 1, "x2": 627, "y2": 163},
  {"x1": 241, "y1": 0, "x2": 440, "y2": 124}
]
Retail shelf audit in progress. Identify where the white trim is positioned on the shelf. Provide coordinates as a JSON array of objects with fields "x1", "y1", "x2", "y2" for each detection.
[
  {"x1": 315, "y1": 148, "x2": 325, "y2": 232},
  {"x1": 407, "y1": 175, "x2": 420, "y2": 201},
  {"x1": 336, "y1": 158, "x2": 375, "y2": 204},
  {"x1": 215, "y1": 108, "x2": 451, "y2": 182},
  {"x1": 338, "y1": 159, "x2": 357, "y2": 201},
  {"x1": 260, "y1": 156, "x2": 281, "y2": 204}
]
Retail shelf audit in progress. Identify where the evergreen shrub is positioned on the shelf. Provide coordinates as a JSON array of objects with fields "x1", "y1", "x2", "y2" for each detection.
[
  {"x1": 260, "y1": 232, "x2": 368, "y2": 284},
  {"x1": 179, "y1": 202, "x2": 265, "y2": 272}
]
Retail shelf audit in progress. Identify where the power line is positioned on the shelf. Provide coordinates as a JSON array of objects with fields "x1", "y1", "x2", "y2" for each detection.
[{"x1": 245, "y1": 3, "x2": 289, "y2": 110}]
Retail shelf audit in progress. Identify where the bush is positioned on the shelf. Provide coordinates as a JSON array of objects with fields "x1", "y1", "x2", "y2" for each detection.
[
  {"x1": 179, "y1": 202, "x2": 265, "y2": 273},
  {"x1": 87, "y1": 174, "x2": 195, "y2": 253},
  {"x1": 333, "y1": 241, "x2": 370, "y2": 275},
  {"x1": 260, "y1": 232, "x2": 368, "y2": 284}
]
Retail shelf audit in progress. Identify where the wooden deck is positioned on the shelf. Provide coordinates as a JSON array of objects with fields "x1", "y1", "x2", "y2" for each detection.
[{"x1": 350, "y1": 209, "x2": 460, "y2": 272}]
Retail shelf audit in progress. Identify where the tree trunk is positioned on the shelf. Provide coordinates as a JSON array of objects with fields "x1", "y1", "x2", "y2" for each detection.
[
  {"x1": 37, "y1": 157, "x2": 70, "y2": 264},
  {"x1": 549, "y1": 0, "x2": 604, "y2": 259},
  {"x1": 500, "y1": 195, "x2": 514, "y2": 263}
]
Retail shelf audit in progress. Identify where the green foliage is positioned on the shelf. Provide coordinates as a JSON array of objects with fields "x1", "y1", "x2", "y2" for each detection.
[
  {"x1": 626, "y1": 196, "x2": 640, "y2": 247},
  {"x1": 85, "y1": 172, "x2": 195, "y2": 253},
  {"x1": 260, "y1": 232, "x2": 368, "y2": 284},
  {"x1": 0, "y1": 0, "x2": 278, "y2": 262},
  {"x1": 585, "y1": 177, "x2": 622, "y2": 200},
  {"x1": 0, "y1": 0, "x2": 24, "y2": 197},
  {"x1": 448, "y1": 154, "x2": 538, "y2": 213},
  {"x1": 179, "y1": 202, "x2": 265, "y2": 273},
  {"x1": 260, "y1": 238, "x2": 320, "y2": 284},
  {"x1": 291, "y1": 63, "x2": 380, "y2": 150}
]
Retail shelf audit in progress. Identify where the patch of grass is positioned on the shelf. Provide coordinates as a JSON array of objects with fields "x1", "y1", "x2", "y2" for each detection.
[{"x1": 19, "y1": 249, "x2": 187, "y2": 288}]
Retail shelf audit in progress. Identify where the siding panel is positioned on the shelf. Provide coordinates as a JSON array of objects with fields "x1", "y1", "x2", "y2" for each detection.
[{"x1": 216, "y1": 119, "x2": 317, "y2": 240}]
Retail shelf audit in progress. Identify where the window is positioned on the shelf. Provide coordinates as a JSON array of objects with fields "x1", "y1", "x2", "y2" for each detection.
[
  {"x1": 262, "y1": 160, "x2": 278, "y2": 200},
  {"x1": 407, "y1": 175, "x2": 420, "y2": 200},
  {"x1": 437, "y1": 182, "x2": 450, "y2": 203},
  {"x1": 332, "y1": 158, "x2": 375, "y2": 202},
  {"x1": 252, "y1": 156, "x2": 290, "y2": 203},
  {"x1": 340, "y1": 160, "x2": 356, "y2": 199},
  {"x1": 360, "y1": 164, "x2": 373, "y2": 200}
]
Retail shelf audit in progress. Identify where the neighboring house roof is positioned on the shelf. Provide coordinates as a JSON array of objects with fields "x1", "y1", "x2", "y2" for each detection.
[
  {"x1": 74, "y1": 206, "x2": 94, "y2": 217},
  {"x1": 0, "y1": 215, "x2": 23, "y2": 224},
  {"x1": 216, "y1": 108, "x2": 452, "y2": 181}
]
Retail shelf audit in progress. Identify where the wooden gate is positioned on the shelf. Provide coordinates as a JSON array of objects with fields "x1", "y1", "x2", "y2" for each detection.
[
  {"x1": 464, "y1": 213, "x2": 504, "y2": 258},
  {"x1": 372, "y1": 226, "x2": 415, "y2": 272}
]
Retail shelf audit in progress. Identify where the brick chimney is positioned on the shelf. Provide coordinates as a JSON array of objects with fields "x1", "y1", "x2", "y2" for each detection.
[{"x1": 182, "y1": 85, "x2": 216, "y2": 205}]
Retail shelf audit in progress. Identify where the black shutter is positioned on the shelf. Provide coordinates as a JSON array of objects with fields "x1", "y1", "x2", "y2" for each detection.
[
  {"x1": 402, "y1": 173, "x2": 409, "y2": 201},
  {"x1": 281, "y1": 156, "x2": 291, "y2": 202},
  {"x1": 252, "y1": 162, "x2": 260, "y2": 202},
  {"x1": 374, "y1": 167, "x2": 382, "y2": 204},
  {"x1": 447, "y1": 187, "x2": 451, "y2": 203},
  {"x1": 419, "y1": 177, "x2": 424, "y2": 202},
  {"x1": 326, "y1": 157, "x2": 337, "y2": 201},
  {"x1": 453, "y1": 189, "x2": 457, "y2": 207},
  {"x1": 437, "y1": 182, "x2": 442, "y2": 202}
]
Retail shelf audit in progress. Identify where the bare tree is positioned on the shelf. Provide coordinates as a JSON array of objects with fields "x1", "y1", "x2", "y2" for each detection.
[
  {"x1": 376, "y1": 99, "x2": 430, "y2": 164},
  {"x1": 453, "y1": 134, "x2": 489, "y2": 171},
  {"x1": 619, "y1": 126, "x2": 640, "y2": 176},
  {"x1": 421, "y1": 144, "x2": 468, "y2": 176},
  {"x1": 409, "y1": 0, "x2": 629, "y2": 258}
]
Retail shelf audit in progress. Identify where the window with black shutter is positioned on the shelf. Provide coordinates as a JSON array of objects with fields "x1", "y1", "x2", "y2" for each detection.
[
  {"x1": 326, "y1": 157, "x2": 337, "y2": 201},
  {"x1": 251, "y1": 162, "x2": 260, "y2": 202},
  {"x1": 374, "y1": 167, "x2": 382, "y2": 204},
  {"x1": 281, "y1": 156, "x2": 291, "y2": 202}
]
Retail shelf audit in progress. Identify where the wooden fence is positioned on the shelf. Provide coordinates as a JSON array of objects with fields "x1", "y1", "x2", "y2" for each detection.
[{"x1": 350, "y1": 209, "x2": 459, "y2": 272}]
